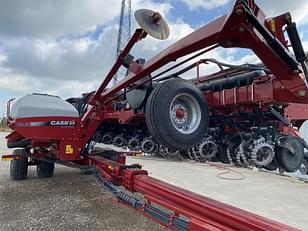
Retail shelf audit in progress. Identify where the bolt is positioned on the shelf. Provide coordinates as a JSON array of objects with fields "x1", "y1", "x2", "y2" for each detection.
[
  {"x1": 151, "y1": 12, "x2": 162, "y2": 25},
  {"x1": 292, "y1": 69, "x2": 300, "y2": 74},
  {"x1": 239, "y1": 27, "x2": 245, "y2": 33},
  {"x1": 298, "y1": 90, "x2": 306, "y2": 97},
  {"x1": 236, "y1": 8, "x2": 243, "y2": 15}
]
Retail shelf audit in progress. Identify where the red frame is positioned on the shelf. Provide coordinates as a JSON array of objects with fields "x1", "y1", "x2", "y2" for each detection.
[{"x1": 7, "y1": 0, "x2": 308, "y2": 160}]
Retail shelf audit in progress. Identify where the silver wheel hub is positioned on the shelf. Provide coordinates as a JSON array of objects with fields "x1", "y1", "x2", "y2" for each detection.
[
  {"x1": 171, "y1": 104, "x2": 188, "y2": 125},
  {"x1": 169, "y1": 93, "x2": 201, "y2": 135}
]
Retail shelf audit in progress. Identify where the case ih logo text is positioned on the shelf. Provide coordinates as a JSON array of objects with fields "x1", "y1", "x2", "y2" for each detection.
[{"x1": 49, "y1": 120, "x2": 76, "y2": 126}]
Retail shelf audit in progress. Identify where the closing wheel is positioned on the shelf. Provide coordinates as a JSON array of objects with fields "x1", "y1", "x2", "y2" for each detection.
[
  {"x1": 37, "y1": 161, "x2": 54, "y2": 178},
  {"x1": 276, "y1": 136, "x2": 304, "y2": 173},
  {"x1": 10, "y1": 149, "x2": 28, "y2": 180},
  {"x1": 199, "y1": 139, "x2": 218, "y2": 160},
  {"x1": 264, "y1": 159, "x2": 278, "y2": 171},
  {"x1": 146, "y1": 79, "x2": 208, "y2": 150},
  {"x1": 216, "y1": 144, "x2": 230, "y2": 164},
  {"x1": 141, "y1": 138, "x2": 156, "y2": 153},
  {"x1": 128, "y1": 137, "x2": 140, "y2": 151}
]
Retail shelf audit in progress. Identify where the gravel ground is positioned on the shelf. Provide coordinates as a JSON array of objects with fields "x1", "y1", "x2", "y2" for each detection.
[{"x1": 0, "y1": 132, "x2": 164, "y2": 231}]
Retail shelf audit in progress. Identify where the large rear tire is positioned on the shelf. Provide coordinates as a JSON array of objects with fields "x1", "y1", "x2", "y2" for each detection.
[
  {"x1": 37, "y1": 161, "x2": 54, "y2": 178},
  {"x1": 10, "y1": 149, "x2": 28, "y2": 180},
  {"x1": 146, "y1": 79, "x2": 208, "y2": 150}
]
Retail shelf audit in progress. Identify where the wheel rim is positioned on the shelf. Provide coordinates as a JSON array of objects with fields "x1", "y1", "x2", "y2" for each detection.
[
  {"x1": 159, "y1": 146, "x2": 168, "y2": 157},
  {"x1": 256, "y1": 146, "x2": 274, "y2": 166},
  {"x1": 128, "y1": 138, "x2": 139, "y2": 150},
  {"x1": 114, "y1": 136, "x2": 124, "y2": 147},
  {"x1": 102, "y1": 134, "x2": 112, "y2": 144},
  {"x1": 299, "y1": 159, "x2": 307, "y2": 175},
  {"x1": 199, "y1": 140, "x2": 218, "y2": 159},
  {"x1": 169, "y1": 93, "x2": 201, "y2": 134},
  {"x1": 142, "y1": 139, "x2": 155, "y2": 153}
]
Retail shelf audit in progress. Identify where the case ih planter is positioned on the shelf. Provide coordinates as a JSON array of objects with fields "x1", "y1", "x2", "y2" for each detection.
[{"x1": 3, "y1": 1, "x2": 307, "y2": 230}]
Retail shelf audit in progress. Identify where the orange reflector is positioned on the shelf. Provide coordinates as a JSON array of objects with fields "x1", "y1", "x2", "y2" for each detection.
[
  {"x1": 1, "y1": 155, "x2": 21, "y2": 161},
  {"x1": 108, "y1": 165, "x2": 114, "y2": 171}
]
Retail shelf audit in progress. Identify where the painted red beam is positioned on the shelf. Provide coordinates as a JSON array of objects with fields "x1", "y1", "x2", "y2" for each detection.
[
  {"x1": 133, "y1": 175, "x2": 299, "y2": 231},
  {"x1": 85, "y1": 153, "x2": 298, "y2": 230}
]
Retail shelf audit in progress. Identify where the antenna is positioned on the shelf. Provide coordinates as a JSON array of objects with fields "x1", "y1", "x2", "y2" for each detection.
[{"x1": 114, "y1": 0, "x2": 132, "y2": 86}]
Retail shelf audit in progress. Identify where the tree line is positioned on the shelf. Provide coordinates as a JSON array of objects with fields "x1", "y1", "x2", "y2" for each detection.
[{"x1": 0, "y1": 117, "x2": 9, "y2": 131}]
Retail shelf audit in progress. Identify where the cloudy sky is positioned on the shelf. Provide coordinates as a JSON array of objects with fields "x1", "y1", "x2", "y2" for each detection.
[{"x1": 1, "y1": 0, "x2": 308, "y2": 117}]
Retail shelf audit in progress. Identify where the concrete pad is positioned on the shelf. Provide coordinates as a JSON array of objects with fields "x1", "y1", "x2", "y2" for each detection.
[{"x1": 127, "y1": 156, "x2": 308, "y2": 230}]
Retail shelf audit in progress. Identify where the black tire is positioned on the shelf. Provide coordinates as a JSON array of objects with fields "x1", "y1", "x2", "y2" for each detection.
[
  {"x1": 37, "y1": 161, "x2": 54, "y2": 178},
  {"x1": 276, "y1": 136, "x2": 304, "y2": 173},
  {"x1": 10, "y1": 149, "x2": 28, "y2": 180},
  {"x1": 179, "y1": 150, "x2": 189, "y2": 158},
  {"x1": 146, "y1": 79, "x2": 208, "y2": 150},
  {"x1": 216, "y1": 144, "x2": 230, "y2": 164},
  {"x1": 264, "y1": 159, "x2": 278, "y2": 171},
  {"x1": 298, "y1": 158, "x2": 308, "y2": 175}
]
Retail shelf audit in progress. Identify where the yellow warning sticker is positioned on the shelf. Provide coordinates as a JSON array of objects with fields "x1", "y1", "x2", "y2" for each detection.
[
  {"x1": 65, "y1": 145, "x2": 74, "y2": 154},
  {"x1": 270, "y1": 19, "x2": 276, "y2": 33}
]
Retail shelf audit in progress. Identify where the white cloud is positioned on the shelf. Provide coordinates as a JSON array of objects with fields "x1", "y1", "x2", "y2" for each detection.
[
  {"x1": 0, "y1": 20, "x2": 173, "y2": 113},
  {"x1": 0, "y1": 0, "x2": 177, "y2": 113},
  {"x1": 0, "y1": 65, "x2": 100, "y2": 98},
  {"x1": 0, "y1": 68, "x2": 47, "y2": 94},
  {"x1": 133, "y1": 0, "x2": 173, "y2": 16},
  {"x1": 0, "y1": 0, "x2": 174, "y2": 39},
  {"x1": 180, "y1": 0, "x2": 230, "y2": 10},
  {"x1": 179, "y1": 0, "x2": 308, "y2": 25},
  {"x1": 301, "y1": 40, "x2": 308, "y2": 51},
  {"x1": 255, "y1": 0, "x2": 308, "y2": 24},
  {"x1": 0, "y1": 52, "x2": 7, "y2": 64},
  {"x1": 132, "y1": 18, "x2": 194, "y2": 59},
  {"x1": 0, "y1": 0, "x2": 122, "y2": 38},
  {"x1": 1, "y1": 29, "x2": 116, "y2": 81}
]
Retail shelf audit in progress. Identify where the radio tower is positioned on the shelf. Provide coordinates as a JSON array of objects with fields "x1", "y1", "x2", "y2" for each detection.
[{"x1": 113, "y1": 0, "x2": 132, "y2": 85}]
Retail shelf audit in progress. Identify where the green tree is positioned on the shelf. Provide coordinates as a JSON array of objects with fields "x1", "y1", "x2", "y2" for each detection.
[{"x1": 0, "y1": 117, "x2": 9, "y2": 130}]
